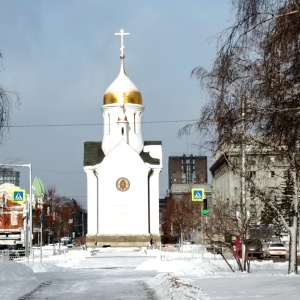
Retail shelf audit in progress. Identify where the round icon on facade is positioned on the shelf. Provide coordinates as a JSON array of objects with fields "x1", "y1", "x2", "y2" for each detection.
[{"x1": 116, "y1": 177, "x2": 130, "y2": 191}]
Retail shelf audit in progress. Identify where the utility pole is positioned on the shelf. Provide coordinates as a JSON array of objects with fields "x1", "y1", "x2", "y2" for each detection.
[
  {"x1": 240, "y1": 97, "x2": 247, "y2": 239},
  {"x1": 237, "y1": 96, "x2": 247, "y2": 271}
]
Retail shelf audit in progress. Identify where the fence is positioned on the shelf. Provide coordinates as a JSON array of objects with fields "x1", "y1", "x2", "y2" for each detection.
[
  {"x1": 160, "y1": 244, "x2": 208, "y2": 261},
  {"x1": 159, "y1": 244, "x2": 234, "y2": 261},
  {"x1": 0, "y1": 247, "x2": 67, "y2": 266}
]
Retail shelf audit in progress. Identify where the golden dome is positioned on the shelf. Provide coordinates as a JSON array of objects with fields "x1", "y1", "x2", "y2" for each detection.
[{"x1": 103, "y1": 60, "x2": 142, "y2": 105}]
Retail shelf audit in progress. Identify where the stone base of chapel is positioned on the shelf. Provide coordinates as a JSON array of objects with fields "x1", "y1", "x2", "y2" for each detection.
[{"x1": 85, "y1": 234, "x2": 161, "y2": 248}]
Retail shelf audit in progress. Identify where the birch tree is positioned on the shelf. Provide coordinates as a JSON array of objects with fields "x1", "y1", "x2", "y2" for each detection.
[
  {"x1": 0, "y1": 52, "x2": 19, "y2": 142},
  {"x1": 181, "y1": 0, "x2": 300, "y2": 273}
]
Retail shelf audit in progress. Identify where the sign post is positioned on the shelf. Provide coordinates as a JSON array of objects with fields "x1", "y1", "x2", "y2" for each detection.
[
  {"x1": 191, "y1": 188, "x2": 207, "y2": 250},
  {"x1": 40, "y1": 213, "x2": 44, "y2": 262}
]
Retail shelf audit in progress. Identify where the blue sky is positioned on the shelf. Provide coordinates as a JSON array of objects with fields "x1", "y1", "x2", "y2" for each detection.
[{"x1": 0, "y1": 0, "x2": 232, "y2": 207}]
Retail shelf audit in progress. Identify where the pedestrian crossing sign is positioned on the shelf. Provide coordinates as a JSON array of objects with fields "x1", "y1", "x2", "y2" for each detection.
[
  {"x1": 192, "y1": 188, "x2": 205, "y2": 202},
  {"x1": 12, "y1": 189, "x2": 26, "y2": 204}
]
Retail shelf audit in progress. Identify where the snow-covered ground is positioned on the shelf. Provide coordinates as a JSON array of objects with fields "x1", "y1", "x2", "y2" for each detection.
[{"x1": 1, "y1": 245, "x2": 300, "y2": 299}]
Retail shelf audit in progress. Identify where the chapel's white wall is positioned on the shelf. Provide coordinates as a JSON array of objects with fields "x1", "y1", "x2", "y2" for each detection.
[
  {"x1": 84, "y1": 167, "x2": 99, "y2": 235},
  {"x1": 144, "y1": 144, "x2": 162, "y2": 234},
  {"x1": 148, "y1": 169, "x2": 161, "y2": 234},
  {"x1": 96, "y1": 141, "x2": 150, "y2": 234}
]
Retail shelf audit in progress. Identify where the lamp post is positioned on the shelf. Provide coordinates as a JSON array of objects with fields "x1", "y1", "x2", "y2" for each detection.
[{"x1": 1, "y1": 163, "x2": 32, "y2": 259}]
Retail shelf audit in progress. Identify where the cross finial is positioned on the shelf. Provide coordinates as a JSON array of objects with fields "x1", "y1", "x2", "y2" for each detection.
[{"x1": 115, "y1": 29, "x2": 130, "y2": 59}]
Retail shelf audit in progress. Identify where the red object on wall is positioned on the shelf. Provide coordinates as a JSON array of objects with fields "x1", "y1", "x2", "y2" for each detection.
[{"x1": 234, "y1": 236, "x2": 242, "y2": 258}]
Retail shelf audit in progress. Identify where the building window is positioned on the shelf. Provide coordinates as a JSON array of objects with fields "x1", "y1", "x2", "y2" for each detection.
[
  {"x1": 270, "y1": 171, "x2": 275, "y2": 178},
  {"x1": 235, "y1": 204, "x2": 240, "y2": 214},
  {"x1": 266, "y1": 156, "x2": 275, "y2": 165},
  {"x1": 250, "y1": 204, "x2": 257, "y2": 217},
  {"x1": 11, "y1": 213, "x2": 18, "y2": 226},
  {"x1": 181, "y1": 173, "x2": 186, "y2": 183},
  {"x1": 283, "y1": 157, "x2": 289, "y2": 165},
  {"x1": 232, "y1": 158, "x2": 239, "y2": 166},
  {"x1": 249, "y1": 171, "x2": 256, "y2": 179},
  {"x1": 134, "y1": 113, "x2": 136, "y2": 134}
]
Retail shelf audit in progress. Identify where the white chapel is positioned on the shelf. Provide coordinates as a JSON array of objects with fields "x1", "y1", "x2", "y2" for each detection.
[{"x1": 83, "y1": 29, "x2": 162, "y2": 247}]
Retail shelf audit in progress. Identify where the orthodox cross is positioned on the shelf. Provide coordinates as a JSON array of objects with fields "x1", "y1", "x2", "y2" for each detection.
[{"x1": 115, "y1": 29, "x2": 130, "y2": 58}]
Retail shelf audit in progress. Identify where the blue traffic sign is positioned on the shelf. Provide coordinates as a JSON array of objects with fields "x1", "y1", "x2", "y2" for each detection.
[
  {"x1": 192, "y1": 188, "x2": 205, "y2": 202},
  {"x1": 12, "y1": 190, "x2": 26, "y2": 204}
]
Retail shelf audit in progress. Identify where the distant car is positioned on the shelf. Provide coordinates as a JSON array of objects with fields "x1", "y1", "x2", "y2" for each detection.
[
  {"x1": 245, "y1": 239, "x2": 263, "y2": 258},
  {"x1": 162, "y1": 243, "x2": 179, "y2": 248},
  {"x1": 183, "y1": 241, "x2": 191, "y2": 245},
  {"x1": 267, "y1": 242, "x2": 287, "y2": 258},
  {"x1": 262, "y1": 242, "x2": 270, "y2": 258}
]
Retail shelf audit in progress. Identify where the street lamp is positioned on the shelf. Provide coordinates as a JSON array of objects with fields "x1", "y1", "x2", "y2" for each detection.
[{"x1": 1, "y1": 163, "x2": 32, "y2": 259}]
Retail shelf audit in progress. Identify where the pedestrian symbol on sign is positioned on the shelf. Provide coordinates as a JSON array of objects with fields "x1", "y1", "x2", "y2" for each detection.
[
  {"x1": 192, "y1": 188, "x2": 205, "y2": 202},
  {"x1": 15, "y1": 193, "x2": 23, "y2": 201},
  {"x1": 12, "y1": 189, "x2": 26, "y2": 204},
  {"x1": 194, "y1": 191, "x2": 202, "y2": 199}
]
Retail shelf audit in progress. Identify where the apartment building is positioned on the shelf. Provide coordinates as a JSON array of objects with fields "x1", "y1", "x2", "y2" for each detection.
[
  {"x1": 0, "y1": 168, "x2": 20, "y2": 186},
  {"x1": 210, "y1": 143, "x2": 290, "y2": 221},
  {"x1": 168, "y1": 155, "x2": 207, "y2": 189}
]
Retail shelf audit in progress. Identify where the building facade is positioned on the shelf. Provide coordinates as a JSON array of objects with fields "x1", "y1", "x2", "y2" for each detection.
[
  {"x1": 0, "y1": 168, "x2": 20, "y2": 186},
  {"x1": 0, "y1": 183, "x2": 25, "y2": 249},
  {"x1": 210, "y1": 144, "x2": 290, "y2": 225},
  {"x1": 168, "y1": 155, "x2": 207, "y2": 189}
]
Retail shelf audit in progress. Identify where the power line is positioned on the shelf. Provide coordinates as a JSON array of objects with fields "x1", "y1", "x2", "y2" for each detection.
[
  {"x1": 33, "y1": 168, "x2": 84, "y2": 175},
  {"x1": 8, "y1": 119, "x2": 198, "y2": 128}
]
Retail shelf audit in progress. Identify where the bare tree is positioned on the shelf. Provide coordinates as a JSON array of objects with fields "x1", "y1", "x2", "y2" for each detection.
[
  {"x1": 42, "y1": 188, "x2": 73, "y2": 244},
  {"x1": 0, "y1": 52, "x2": 19, "y2": 143},
  {"x1": 181, "y1": 1, "x2": 300, "y2": 273},
  {"x1": 205, "y1": 196, "x2": 241, "y2": 243},
  {"x1": 162, "y1": 193, "x2": 202, "y2": 244}
]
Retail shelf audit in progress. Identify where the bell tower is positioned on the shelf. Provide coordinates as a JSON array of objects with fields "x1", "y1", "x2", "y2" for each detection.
[{"x1": 102, "y1": 29, "x2": 144, "y2": 155}]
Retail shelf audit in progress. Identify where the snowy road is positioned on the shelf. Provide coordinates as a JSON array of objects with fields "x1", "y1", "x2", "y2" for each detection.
[
  {"x1": 3, "y1": 248, "x2": 300, "y2": 300},
  {"x1": 18, "y1": 255, "x2": 159, "y2": 300}
]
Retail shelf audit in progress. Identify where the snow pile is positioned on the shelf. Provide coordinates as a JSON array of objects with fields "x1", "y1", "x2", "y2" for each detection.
[
  {"x1": 31, "y1": 262, "x2": 67, "y2": 273},
  {"x1": 149, "y1": 273, "x2": 209, "y2": 300},
  {"x1": 137, "y1": 256, "x2": 231, "y2": 275},
  {"x1": 0, "y1": 261, "x2": 39, "y2": 300}
]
